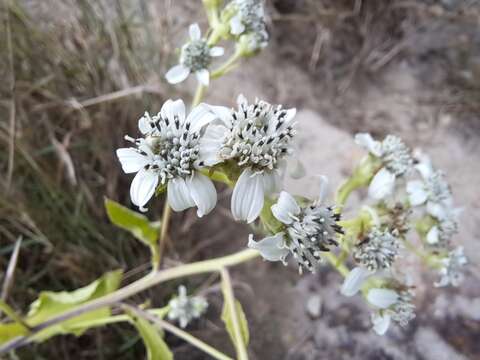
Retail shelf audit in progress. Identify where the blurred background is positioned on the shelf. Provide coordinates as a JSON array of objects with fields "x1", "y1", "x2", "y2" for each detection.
[{"x1": 0, "y1": 0, "x2": 479, "y2": 359}]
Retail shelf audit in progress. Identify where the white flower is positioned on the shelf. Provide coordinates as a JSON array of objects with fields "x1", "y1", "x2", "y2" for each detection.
[
  {"x1": 434, "y1": 246, "x2": 468, "y2": 287},
  {"x1": 167, "y1": 285, "x2": 208, "y2": 328},
  {"x1": 425, "y1": 207, "x2": 460, "y2": 246},
  {"x1": 229, "y1": 0, "x2": 268, "y2": 51},
  {"x1": 248, "y1": 178, "x2": 344, "y2": 273},
  {"x1": 116, "y1": 99, "x2": 218, "y2": 215},
  {"x1": 200, "y1": 95, "x2": 297, "y2": 223},
  {"x1": 165, "y1": 23, "x2": 224, "y2": 86},
  {"x1": 355, "y1": 133, "x2": 413, "y2": 200},
  {"x1": 407, "y1": 152, "x2": 452, "y2": 212},
  {"x1": 341, "y1": 266, "x2": 374, "y2": 297},
  {"x1": 367, "y1": 288, "x2": 415, "y2": 335}
]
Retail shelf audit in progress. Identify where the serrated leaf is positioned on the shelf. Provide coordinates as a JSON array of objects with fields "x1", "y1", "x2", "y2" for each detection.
[
  {"x1": 105, "y1": 198, "x2": 160, "y2": 246},
  {"x1": 0, "y1": 270, "x2": 123, "y2": 345},
  {"x1": 221, "y1": 299, "x2": 249, "y2": 348},
  {"x1": 128, "y1": 315, "x2": 173, "y2": 360}
]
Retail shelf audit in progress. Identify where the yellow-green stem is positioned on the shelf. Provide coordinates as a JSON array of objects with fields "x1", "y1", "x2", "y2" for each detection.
[
  {"x1": 220, "y1": 268, "x2": 249, "y2": 360},
  {"x1": 156, "y1": 200, "x2": 172, "y2": 270},
  {"x1": 211, "y1": 50, "x2": 242, "y2": 79}
]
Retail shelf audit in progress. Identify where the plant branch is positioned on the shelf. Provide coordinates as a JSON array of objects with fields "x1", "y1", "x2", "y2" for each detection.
[
  {"x1": 0, "y1": 249, "x2": 259, "y2": 355},
  {"x1": 124, "y1": 304, "x2": 233, "y2": 360},
  {"x1": 220, "y1": 268, "x2": 249, "y2": 360}
]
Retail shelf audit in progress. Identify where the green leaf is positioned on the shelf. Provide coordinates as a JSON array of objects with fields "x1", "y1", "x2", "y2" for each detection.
[
  {"x1": 105, "y1": 198, "x2": 160, "y2": 246},
  {"x1": 0, "y1": 270, "x2": 123, "y2": 345},
  {"x1": 128, "y1": 315, "x2": 173, "y2": 360},
  {"x1": 221, "y1": 299, "x2": 249, "y2": 348}
]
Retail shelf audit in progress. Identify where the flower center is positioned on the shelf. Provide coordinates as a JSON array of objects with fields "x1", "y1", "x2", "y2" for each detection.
[
  {"x1": 381, "y1": 135, "x2": 412, "y2": 176},
  {"x1": 285, "y1": 205, "x2": 343, "y2": 273},
  {"x1": 220, "y1": 100, "x2": 295, "y2": 172},
  {"x1": 425, "y1": 170, "x2": 451, "y2": 203},
  {"x1": 139, "y1": 113, "x2": 200, "y2": 183},
  {"x1": 353, "y1": 229, "x2": 400, "y2": 271},
  {"x1": 181, "y1": 40, "x2": 211, "y2": 72}
]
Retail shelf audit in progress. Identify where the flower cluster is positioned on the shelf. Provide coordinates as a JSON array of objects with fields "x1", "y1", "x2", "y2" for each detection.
[
  {"x1": 167, "y1": 285, "x2": 208, "y2": 328},
  {"x1": 249, "y1": 178, "x2": 344, "y2": 274}
]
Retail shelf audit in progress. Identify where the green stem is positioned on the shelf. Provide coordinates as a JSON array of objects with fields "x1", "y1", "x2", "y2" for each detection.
[
  {"x1": 156, "y1": 200, "x2": 172, "y2": 270},
  {"x1": 192, "y1": 84, "x2": 206, "y2": 107},
  {"x1": 335, "y1": 177, "x2": 362, "y2": 208},
  {"x1": 220, "y1": 268, "x2": 249, "y2": 360},
  {"x1": 323, "y1": 252, "x2": 349, "y2": 277},
  {"x1": 0, "y1": 249, "x2": 260, "y2": 355},
  {"x1": 211, "y1": 50, "x2": 242, "y2": 79},
  {"x1": 126, "y1": 304, "x2": 233, "y2": 360}
]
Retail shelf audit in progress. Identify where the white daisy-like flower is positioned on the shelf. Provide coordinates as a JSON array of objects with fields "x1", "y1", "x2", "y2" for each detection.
[
  {"x1": 367, "y1": 288, "x2": 415, "y2": 335},
  {"x1": 229, "y1": 0, "x2": 268, "y2": 51},
  {"x1": 434, "y1": 246, "x2": 468, "y2": 287},
  {"x1": 425, "y1": 206, "x2": 460, "y2": 246},
  {"x1": 355, "y1": 133, "x2": 413, "y2": 200},
  {"x1": 407, "y1": 152, "x2": 452, "y2": 213},
  {"x1": 341, "y1": 228, "x2": 401, "y2": 297},
  {"x1": 165, "y1": 23, "x2": 224, "y2": 86},
  {"x1": 116, "y1": 99, "x2": 218, "y2": 215},
  {"x1": 167, "y1": 285, "x2": 208, "y2": 328},
  {"x1": 199, "y1": 94, "x2": 297, "y2": 223},
  {"x1": 248, "y1": 177, "x2": 344, "y2": 273}
]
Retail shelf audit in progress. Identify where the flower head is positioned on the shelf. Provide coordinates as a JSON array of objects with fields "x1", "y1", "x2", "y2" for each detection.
[
  {"x1": 201, "y1": 95, "x2": 297, "y2": 222},
  {"x1": 116, "y1": 99, "x2": 217, "y2": 215},
  {"x1": 165, "y1": 24, "x2": 224, "y2": 86},
  {"x1": 248, "y1": 178, "x2": 344, "y2": 273},
  {"x1": 355, "y1": 133, "x2": 413, "y2": 200},
  {"x1": 229, "y1": 0, "x2": 268, "y2": 52},
  {"x1": 426, "y1": 207, "x2": 460, "y2": 247},
  {"x1": 167, "y1": 285, "x2": 208, "y2": 328},
  {"x1": 434, "y1": 246, "x2": 468, "y2": 287},
  {"x1": 367, "y1": 287, "x2": 415, "y2": 335},
  {"x1": 354, "y1": 228, "x2": 401, "y2": 272}
]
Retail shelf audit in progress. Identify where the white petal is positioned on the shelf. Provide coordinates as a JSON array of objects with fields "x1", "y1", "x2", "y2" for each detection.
[
  {"x1": 261, "y1": 170, "x2": 281, "y2": 195},
  {"x1": 167, "y1": 177, "x2": 195, "y2": 212},
  {"x1": 231, "y1": 168, "x2": 264, "y2": 223},
  {"x1": 187, "y1": 172, "x2": 217, "y2": 217},
  {"x1": 229, "y1": 15, "x2": 245, "y2": 35},
  {"x1": 341, "y1": 267, "x2": 373, "y2": 297},
  {"x1": 368, "y1": 168, "x2": 396, "y2": 200},
  {"x1": 161, "y1": 99, "x2": 186, "y2": 125},
  {"x1": 130, "y1": 168, "x2": 158, "y2": 209},
  {"x1": 198, "y1": 124, "x2": 228, "y2": 166},
  {"x1": 367, "y1": 288, "x2": 398, "y2": 309},
  {"x1": 248, "y1": 233, "x2": 289, "y2": 262},
  {"x1": 271, "y1": 191, "x2": 300, "y2": 225},
  {"x1": 372, "y1": 313, "x2": 391, "y2": 335},
  {"x1": 407, "y1": 180, "x2": 428, "y2": 206},
  {"x1": 426, "y1": 202, "x2": 446, "y2": 219},
  {"x1": 195, "y1": 69, "x2": 210, "y2": 86},
  {"x1": 138, "y1": 113, "x2": 152, "y2": 134},
  {"x1": 289, "y1": 157, "x2": 306, "y2": 179},
  {"x1": 116, "y1": 148, "x2": 150, "y2": 174},
  {"x1": 204, "y1": 104, "x2": 233, "y2": 127},
  {"x1": 165, "y1": 64, "x2": 190, "y2": 84},
  {"x1": 186, "y1": 103, "x2": 217, "y2": 133},
  {"x1": 317, "y1": 175, "x2": 329, "y2": 204},
  {"x1": 426, "y1": 226, "x2": 439, "y2": 244},
  {"x1": 189, "y1": 23, "x2": 201, "y2": 40},
  {"x1": 209, "y1": 46, "x2": 224, "y2": 57},
  {"x1": 355, "y1": 133, "x2": 382, "y2": 157}
]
